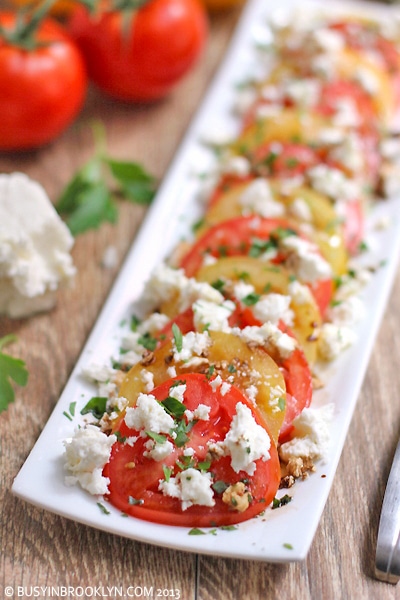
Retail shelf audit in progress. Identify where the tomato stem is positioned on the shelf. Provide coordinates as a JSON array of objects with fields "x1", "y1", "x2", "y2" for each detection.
[{"x1": 0, "y1": 0, "x2": 57, "y2": 49}]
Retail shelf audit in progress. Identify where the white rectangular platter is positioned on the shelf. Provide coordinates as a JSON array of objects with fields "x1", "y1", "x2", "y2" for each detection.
[{"x1": 11, "y1": 0, "x2": 400, "y2": 562}]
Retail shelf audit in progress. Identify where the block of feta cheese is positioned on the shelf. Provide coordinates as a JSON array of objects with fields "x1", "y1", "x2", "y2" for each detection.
[{"x1": 0, "y1": 172, "x2": 76, "y2": 318}]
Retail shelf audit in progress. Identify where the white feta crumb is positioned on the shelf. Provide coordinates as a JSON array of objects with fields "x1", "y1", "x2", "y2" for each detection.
[
  {"x1": 167, "y1": 366, "x2": 177, "y2": 378},
  {"x1": 279, "y1": 403, "x2": 334, "y2": 463},
  {"x1": 141, "y1": 263, "x2": 223, "y2": 313},
  {"x1": 209, "y1": 374, "x2": 223, "y2": 392},
  {"x1": 217, "y1": 402, "x2": 271, "y2": 475},
  {"x1": 64, "y1": 426, "x2": 116, "y2": 496},
  {"x1": 185, "y1": 403, "x2": 211, "y2": 422},
  {"x1": 158, "y1": 468, "x2": 215, "y2": 510},
  {"x1": 173, "y1": 330, "x2": 211, "y2": 362},
  {"x1": 239, "y1": 178, "x2": 285, "y2": 218},
  {"x1": 288, "y1": 197, "x2": 313, "y2": 223},
  {"x1": 327, "y1": 295, "x2": 365, "y2": 327},
  {"x1": 318, "y1": 322, "x2": 357, "y2": 361},
  {"x1": 0, "y1": 172, "x2": 76, "y2": 318},
  {"x1": 140, "y1": 369, "x2": 155, "y2": 393},
  {"x1": 124, "y1": 393, "x2": 175, "y2": 434},
  {"x1": 288, "y1": 280, "x2": 314, "y2": 305},
  {"x1": 281, "y1": 235, "x2": 332, "y2": 282},
  {"x1": 236, "y1": 322, "x2": 296, "y2": 359},
  {"x1": 307, "y1": 164, "x2": 360, "y2": 201},
  {"x1": 233, "y1": 281, "x2": 256, "y2": 301},
  {"x1": 81, "y1": 363, "x2": 116, "y2": 384},
  {"x1": 252, "y1": 293, "x2": 294, "y2": 326},
  {"x1": 192, "y1": 298, "x2": 235, "y2": 333},
  {"x1": 168, "y1": 383, "x2": 187, "y2": 403},
  {"x1": 144, "y1": 439, "x2": 174, "y2": 461}
]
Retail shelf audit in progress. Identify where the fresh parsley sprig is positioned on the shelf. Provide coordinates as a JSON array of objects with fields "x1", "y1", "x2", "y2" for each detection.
[
  {"x1": 56, "y1": 124, "x2": 157, "y2": 235},
  {"x1": 0, "y1": 335, "x2": 29, "y2": 413}
]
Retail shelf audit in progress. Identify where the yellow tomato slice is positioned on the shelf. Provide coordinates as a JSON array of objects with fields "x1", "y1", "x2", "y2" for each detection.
[
  {"x1": 118, "y1": 330, "x2": 286, "y2": 443},
  {"x1": 196, "y1": 256, "x2": 321, "y2": 365}
]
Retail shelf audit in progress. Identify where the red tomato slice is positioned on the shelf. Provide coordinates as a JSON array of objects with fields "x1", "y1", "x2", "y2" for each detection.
[
  {"x1": 180, "y1": 216, "x2": 296, "y2": 276},
  {"x1": 341, "y1": 199, "x2": 365, "y2": 256},
  {"x1": 104, "y1": 373, "x2": 280, "y2": 527},
  {"x1": 157, "y1": 303, "x2": 313, "y2": 445},
  {"x1": 251, "y1": 142, "x2": 322, "y2": 178},
  {"x1": 179, "y1": 215, "x2": 334, "y2": 314}
]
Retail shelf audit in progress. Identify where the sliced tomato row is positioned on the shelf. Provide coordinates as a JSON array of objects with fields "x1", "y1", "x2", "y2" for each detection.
[{"x1": 102, "y1": 11, "x2": 400, "y2": 528}]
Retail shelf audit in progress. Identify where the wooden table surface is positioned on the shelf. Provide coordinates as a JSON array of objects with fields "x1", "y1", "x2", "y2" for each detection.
[{"x1": 2, "y1": 3, "x2": 400, "y2": 599}]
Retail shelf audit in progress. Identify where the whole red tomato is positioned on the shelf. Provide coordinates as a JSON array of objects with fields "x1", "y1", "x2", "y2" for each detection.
[
  {"x1": 0, "y1": 12, "x2": 87, "y2": 151},
  {"x1": 68, "y1": 0, "x2": 208, "y2": 102}
]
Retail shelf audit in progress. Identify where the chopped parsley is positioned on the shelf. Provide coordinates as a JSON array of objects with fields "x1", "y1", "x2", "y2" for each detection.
[
  {"x1": 56, "y1": 123, "x2": 156, "y2": 235},
  {"x1": 80, "y1": 396, "x2": 108, "y2": 419},
  {"x1": 172, "y1": 323, "x2": 183, "y2": 352},
  {"x1": 0, "y1": 335, "x2": 29, "y2": 413}
]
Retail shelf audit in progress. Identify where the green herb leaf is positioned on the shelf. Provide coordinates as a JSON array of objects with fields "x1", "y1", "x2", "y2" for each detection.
[
  {"x1": 56, "y1": 126, "x2": 156, "y2": 235},
  {"x1": 97, "y1": 502, "x2": 110, "y2": 515},
  {"x1": 68, "y1": 181, "x2": 117, "y2": 235},
  {"x1": 162, "y1": 396, "x2": 186, "y2": 419},
  {"x1": 212, "y1": 480, "x2": 229, "y2": 494},
  {"x1": 106, "y1": 158, "x2": 156, "y2": 205},
  {"x1": 163, "y1": 465, "x2": 172, "y2": 482},
  {"x1": 241, "y1": 292, "x2": 260, "y2": 306},
  {"x1": 81, "y1": 396, "x2": 108, "y2": 420},
  {"x1": 137, "y1": 332, "x2": 158, "y2": 351},
  {"x1": 173, "y1": 420, "x2": 190, "y2": 448},
  {"x1": 0, "y1": 335, "x2": 28, "y2": 413},
  {"x1": 145, "y1": 431, "x2": 167, "y2": 444},
  {"x1": 172, "y1": 323, "x2": 183, "y2": 352},
  {"x1": 188, "y1": 528, "x2": 206, "y2": 536}
]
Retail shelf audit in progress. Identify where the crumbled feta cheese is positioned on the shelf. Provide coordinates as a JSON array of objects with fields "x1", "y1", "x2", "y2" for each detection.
[
  {"x1": 144, "y1": 439, "x2": 174, "y2": 461},
  {"x1": 318, "y1": 322, "x2": 357, "y2": 361},
  {"x1": 312, "y1": 28, "x2": 344, "y2": 53},
  {"x1": 354, "y1": 66, "x2": 380, "y2": 96},
  {"x1": 281, "y1": 235, "x2": 332, "y2": 282},
  {"x1": 0, "y1": 172, "x2": 76, "y2": 318},
  {"x1": 64, "y1": 426, "x2": 116, "y2": 495},
  {"x1": 284, "y1": 78, "x2": 320, "y2": 108},
  {"x1": 158, "y1": 468, "x2": 215, "y2": 510},
  {"x1": 215, "y1": 402, "x2": 271, "y2": 475},
  {"x1": 219, "y1": 155, "x2": 251, "y2": 177},
  {"x1": 327, "y1": 295, "x2": 365, "y2": 327},
  {"x1": 239, "y1": 178, "x2": 285, "y2": 218},
  {"x1": 140, "y1": 369, "x2": 155, "y2": 393},
  {"x1": 184, "y1": 403, "x2": 211, "y2": 422},
  {"x1": 288, "y1": 197, "x2": 313, "y2": 223},
  {"x1": 307, "y1": 164, "x2": 360, "y2": 201},
  {"x1": 279, "y1": 404, "x2": 334, "y2": 463},
  {"x1": 209, "y1": 374, "x2": 223, "y2": 392},
  {"x1": 168, "y1": 383, "x2": 187, "y2": 403},
  {"x1": 141, "y1": 264, "x2": 223, "y2": 312},
  {"x1": 236, "y1": 322, "x2": 296, "y2": 359},
  {"x1": 124, "y1": 393, "x2": 175, "y2": 434},
  {"x1": 81, "y1": 363, "x2": 116, "y2": 384},
  {"x1": 192, "y1": 298, "x2": 235, "y2": 332},
  {"x1": 233, "y1": 281, "x2": 256, "y2": 301},
  {"x1": 173, "y1": 331, "x2": 211, "y2": 362},
  {"x1": 288, "y1": 279, "x2": 314, "y2": 305},
  {"x1": 251, "y1": 293, "x2": 294, "y2": 326}
]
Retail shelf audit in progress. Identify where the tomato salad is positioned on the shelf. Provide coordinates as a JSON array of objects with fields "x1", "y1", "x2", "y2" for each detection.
[{"x1": 64, "y1": 7, "x2": 400, "y2": 529}]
